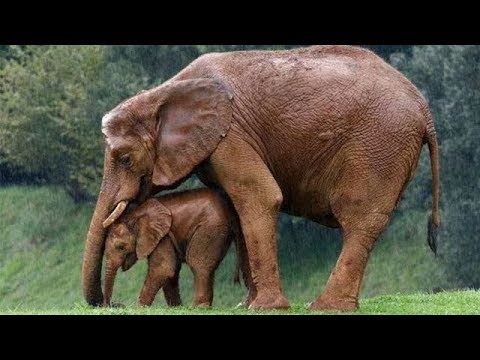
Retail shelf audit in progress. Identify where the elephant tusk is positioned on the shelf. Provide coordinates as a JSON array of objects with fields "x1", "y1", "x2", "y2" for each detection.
[{"x1": 102, "y1": 201, "x2": 128, "y2": 228}]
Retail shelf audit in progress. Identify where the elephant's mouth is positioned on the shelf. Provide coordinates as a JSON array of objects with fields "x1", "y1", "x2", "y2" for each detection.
[
  {"x1": 102, "y1": 176, "x2": 150, "y2": 229},
  {"x1": 136, "y1": 175, "x2": 152, "y2": 203},
  {"x1": 102, "y1": 200, "x2": 129, "y2": 228},
  {"x1": 122, "y1": 253, "x2": 138, "y2": 272}
]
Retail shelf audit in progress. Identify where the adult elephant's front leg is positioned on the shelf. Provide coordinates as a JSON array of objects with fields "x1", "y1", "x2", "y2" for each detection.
[{"x1": 208, "y1": 135, "x2": 289, "y2": 310}]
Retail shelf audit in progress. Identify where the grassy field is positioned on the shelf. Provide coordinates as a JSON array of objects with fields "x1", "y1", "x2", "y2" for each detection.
[
  {"x1": 0, "y1": 186, "x2": 460, "y2": 314},
  {"x1": 4, "y1": 291, "x2": 480, "y2": 315}
]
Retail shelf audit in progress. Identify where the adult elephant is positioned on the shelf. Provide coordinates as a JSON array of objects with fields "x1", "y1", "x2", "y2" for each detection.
[{"x1": 82, "y1": 45, "x2": 440, "y2": 311}]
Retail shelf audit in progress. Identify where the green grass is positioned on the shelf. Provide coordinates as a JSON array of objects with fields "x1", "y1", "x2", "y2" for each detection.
[
  {"x1": 0, "y1": 185, "x2": 459, "y2": 314},
  {"x1": 4, "y1": 291, "x2": 480, "y2": 315}
]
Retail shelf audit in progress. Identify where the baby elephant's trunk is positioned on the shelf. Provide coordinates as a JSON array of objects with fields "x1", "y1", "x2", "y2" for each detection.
[{"x1": 103, "y1": 263, "x2": 119, "y2": 306}]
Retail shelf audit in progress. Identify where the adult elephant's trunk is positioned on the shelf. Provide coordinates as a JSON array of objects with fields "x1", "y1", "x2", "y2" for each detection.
[
  {"x1": 82, "y1": 190, "x2": 116, "y2": 306},
  {"x1": 103, "y1": 262, "x2": 119, "y2": 306}
]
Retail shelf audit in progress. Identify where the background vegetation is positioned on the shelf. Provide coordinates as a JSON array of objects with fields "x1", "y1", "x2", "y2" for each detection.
[{"x1": 0, "y1": 45, "x2": 478, "y2": 312}]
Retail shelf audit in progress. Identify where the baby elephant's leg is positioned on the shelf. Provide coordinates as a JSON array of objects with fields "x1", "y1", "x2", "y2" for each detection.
[
  {"x1": 163, "y1": 270, "x2": 181, "y2": 307},
  {"x1": 187, "y1": 225, "x2": 231, "y2": 308},
  {"x1": 192, "y1": 270, "x2": 214, "y2": 307},
  {"x1": 138, "y1": 266, "x2": 169, "y2": 307},
  {"x1": 138, "y1": 239, "x2": 177, "y2": 307}
]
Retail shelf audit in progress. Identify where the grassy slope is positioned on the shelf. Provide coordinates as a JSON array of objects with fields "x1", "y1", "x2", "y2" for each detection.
[{"x1": 0, "y1": 186, "x2": 456, "y2": 314}]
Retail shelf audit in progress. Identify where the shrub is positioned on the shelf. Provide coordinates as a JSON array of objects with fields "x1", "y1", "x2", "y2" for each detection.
[
  {"x1": 0, "y1": 46, "x2": 148, "y2": 201},
  {"x1": 392, "y1": 45, "x2": 480, "y2": 287}
]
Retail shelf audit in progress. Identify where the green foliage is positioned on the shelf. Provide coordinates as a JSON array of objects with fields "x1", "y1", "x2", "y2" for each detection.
[
  {"x1": 366, "y1": 45, "x2": 412, "y2": 60},
  {"x1": 106, "y1": 45, "x2": 302, "y2": 86},
  {"x1": 0, "y1": 46, "x2": 147, "y2": 201},
  {"x1": 106, "y1": 46, "x2": 202, "y2": 85},
  {"x1": 391, "y1": 46, "x2": 480, "y2": 287}
]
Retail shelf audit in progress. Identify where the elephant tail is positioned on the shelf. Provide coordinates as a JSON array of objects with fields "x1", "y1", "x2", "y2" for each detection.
[{"x1": 424, "y1": 113, "x2": 440, "y2": 256}]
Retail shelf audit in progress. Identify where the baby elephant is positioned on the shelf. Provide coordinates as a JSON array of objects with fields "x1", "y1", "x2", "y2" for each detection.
[{"x1": 103, "y1": 188, "x2": 249, "y2": 307}]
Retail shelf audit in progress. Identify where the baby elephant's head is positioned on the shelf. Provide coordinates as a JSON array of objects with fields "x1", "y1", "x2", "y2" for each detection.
[
  {"x1": 106, "y1": 223, "x2": 138, "y2": 273},
  {"x1": 102, "y1": 199, "x2": 173, "y2": 306}
]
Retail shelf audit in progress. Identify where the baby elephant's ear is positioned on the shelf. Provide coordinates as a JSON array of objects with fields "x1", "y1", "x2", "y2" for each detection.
[{"x1": 136, "y1": 201, "x2": 172, "y2": 260}]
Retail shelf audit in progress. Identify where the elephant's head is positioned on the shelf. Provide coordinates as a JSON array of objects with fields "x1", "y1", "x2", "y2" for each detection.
[
  {"x1": 103, "y1": 199, "x2": 173, "y2": 306},
  {"x1": 82, "y1": 78, "x2": 233, "y2": 305}
]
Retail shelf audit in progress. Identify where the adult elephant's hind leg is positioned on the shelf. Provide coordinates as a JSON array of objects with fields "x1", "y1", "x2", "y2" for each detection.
[
  {"x1": 209, "y1": 135, "x2": 289, "y2": 310},
  {"x1": 310, "y1": 209, "x2": 390, "y2": 312}
]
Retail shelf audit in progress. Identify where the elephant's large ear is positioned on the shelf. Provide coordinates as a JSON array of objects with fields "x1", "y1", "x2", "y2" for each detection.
[
  {"x1": 135, "y1": 200, "x2": 172, "y2": 260},
  {"x1": 152, "y1": 78, "x2": 233, "y2": 186}
]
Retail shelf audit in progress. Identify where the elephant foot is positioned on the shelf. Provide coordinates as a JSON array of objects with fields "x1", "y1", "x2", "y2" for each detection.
[
  {"x1": 167, "y1": 300, "x2": 182, "y2": 307},
  {"x1": 87, "y1": 290, "x2": 104, "y2": 307},
  {"x1": 248, "y1": 292, "x2": 290, "y2": 311},
  {"x1": 308, "y1": 295, "x2": 358, "y2": 312},
  {"x1": 137, "y1": 297, "x2": 153, "y2": 307},
  {"x1": 194, "y1": 302, "x2": 212, "y2": 309},
  {"x1": 138, "y1": 303, "x2": 152, "y2": 307}
]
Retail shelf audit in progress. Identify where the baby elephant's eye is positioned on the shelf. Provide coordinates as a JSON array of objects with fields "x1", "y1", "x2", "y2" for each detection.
[
  {"x1": 118, "y1": 154, "x2": 132, "y2": 168},
  {"x1": 115, "y1": 243, "x2": 126, "y2": 251}
]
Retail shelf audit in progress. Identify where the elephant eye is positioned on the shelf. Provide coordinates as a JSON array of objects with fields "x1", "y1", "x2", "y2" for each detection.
[
  {"x1": 118, "y1": 154, "x2": 132, "y2": 169},
  {"x1": 115, "y1": 243, "x2": 126, "y2": 251}
]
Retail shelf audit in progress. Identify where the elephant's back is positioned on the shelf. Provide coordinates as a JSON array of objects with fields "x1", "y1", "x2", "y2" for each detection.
[
  {"x1": 156, "y1": 188, "x2": 232, "y2": 227},
  {"x1": 180, "y1": 45, "x2": 390, "y2": 83},
  {"x1": 185, "y1": 45, "x2": 383, "y2": 67},
  {"x1": 181, "y1": 45, "x2": 424, "y2": 122},
  {"x1": 191, "y1": 45, "x2": 429, "y2": 157},
  {"x1": 174, "y1": 46, "x2": 431, "y2": 223}
]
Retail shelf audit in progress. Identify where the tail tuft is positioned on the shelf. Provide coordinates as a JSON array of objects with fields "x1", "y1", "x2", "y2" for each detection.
[{"x1": 427, "y1": 215, "x2": 439, "y2": 256}]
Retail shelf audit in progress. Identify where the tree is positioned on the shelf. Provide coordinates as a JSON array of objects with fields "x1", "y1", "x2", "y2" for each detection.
[
  {"x1": 392, "y1": 45, "x2": 480, "y2": 287},
  {"x1": 0, "y1": 46, "x2": 148, "y2": 201}
]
